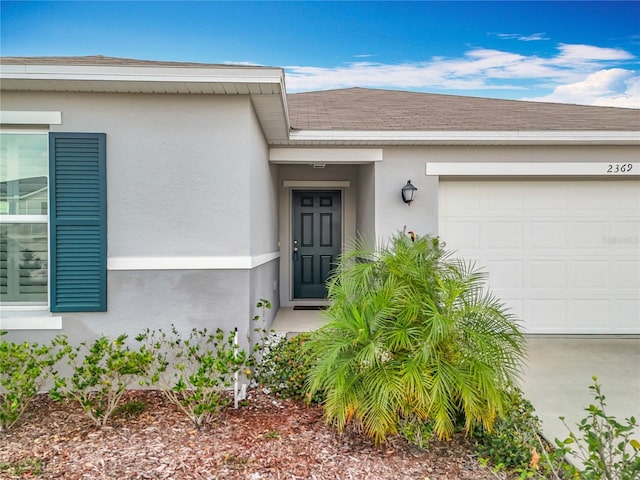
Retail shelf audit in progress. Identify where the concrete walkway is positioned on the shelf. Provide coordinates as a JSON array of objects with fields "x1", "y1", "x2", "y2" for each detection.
[{"x1": 271, "y1": 308, "x2": 640, "y2": 448}]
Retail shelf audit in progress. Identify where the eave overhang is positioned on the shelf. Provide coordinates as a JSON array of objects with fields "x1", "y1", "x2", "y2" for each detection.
[
  {"x1": 0, "y1": 63, "x2": 291, "y2": 142},
  {"x1": 279, "y1": 129, "x2": 640, "y2": 146}
]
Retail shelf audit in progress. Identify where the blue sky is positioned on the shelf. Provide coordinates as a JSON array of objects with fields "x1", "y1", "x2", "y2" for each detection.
[{"x1": 1, "y1": 1, "x2": 639, "y2": 107}]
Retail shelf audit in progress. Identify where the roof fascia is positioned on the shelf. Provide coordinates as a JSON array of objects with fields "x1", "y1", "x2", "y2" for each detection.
[
  {"x1": 287, "y1": 129, "x2": 640, "y2": 145},
  {"x1": 0, "y1": 63, "x2": 284, "y2": 84}
]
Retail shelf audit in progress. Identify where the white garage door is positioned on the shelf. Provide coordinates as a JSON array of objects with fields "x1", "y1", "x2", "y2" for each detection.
[{"x1": 438, "y1": 180, "x2": 640, "y2": 334}]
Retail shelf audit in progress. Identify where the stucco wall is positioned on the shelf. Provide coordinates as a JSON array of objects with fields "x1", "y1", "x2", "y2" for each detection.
[
  {"x1": 2, "y1": 91, "x2": 257, "y2": 257},
  {"x1": 1, "y1": 91, "x2": 279, "y2": 347},
  {"x1": 375, "y1": 148, "x2": 439, "y2": 240},
  {"x1": 355, "y1": 163, "x2": 376, "y2": 243}
]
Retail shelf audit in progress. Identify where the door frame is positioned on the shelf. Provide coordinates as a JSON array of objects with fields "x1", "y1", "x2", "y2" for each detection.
[{"x1": 280, "y1": 181, "x2": 350, "y2": 306}]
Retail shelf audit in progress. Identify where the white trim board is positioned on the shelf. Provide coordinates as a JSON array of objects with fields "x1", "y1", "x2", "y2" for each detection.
[
  {"x1": 0, "y1": 315, "x2": 62, "y2": 330},
  {"x1": 270, "y1": 148, "x2": 383, "y2": 163},
  {"x1": 426, "y1": 162, "x2": 640, "y2": 176},
  {"x1": 108, "y1": 252, "x2": 280, "y2": 271},
  {"x1": 283, "y1": 180, "x2": 350, "y2": 188},
  {"x1": 0, "y1": 111, "x2": 62, "y2": 125}
]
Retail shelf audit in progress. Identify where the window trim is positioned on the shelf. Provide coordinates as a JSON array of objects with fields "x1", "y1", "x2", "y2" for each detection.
[{"x1": 0, "y1": 111, "x2": 61, "y2": 125}]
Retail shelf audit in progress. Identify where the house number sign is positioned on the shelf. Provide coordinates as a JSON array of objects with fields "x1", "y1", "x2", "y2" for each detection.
[
  {"x1": 426, "y1": 162, "x2": 640, "y2": 176},
  {"x1": 606, "y1": 163, "x2": 633, "y2": 174}
]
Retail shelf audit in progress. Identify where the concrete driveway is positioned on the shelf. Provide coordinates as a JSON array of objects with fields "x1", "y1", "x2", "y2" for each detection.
[{"x1": 520, "y1": 336, "x2": 640, "y2": 448}]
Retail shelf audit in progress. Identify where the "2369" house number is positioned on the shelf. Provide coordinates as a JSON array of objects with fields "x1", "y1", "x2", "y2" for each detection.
[{"x1": 606, "y1": 163, "x2": 633, "y2": 173}]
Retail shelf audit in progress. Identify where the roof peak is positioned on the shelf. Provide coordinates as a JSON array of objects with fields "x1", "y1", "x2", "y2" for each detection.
[{"x1": 0, "y1": 55, "x2": 267, "y2": 69}]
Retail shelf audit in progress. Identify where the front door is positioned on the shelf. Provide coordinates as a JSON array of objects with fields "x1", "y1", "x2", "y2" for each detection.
[{"x1": 292, "y1": 190, "x2": 341, "y2": 298}]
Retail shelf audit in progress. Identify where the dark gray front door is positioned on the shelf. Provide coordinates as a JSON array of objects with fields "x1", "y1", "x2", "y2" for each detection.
[{"x1": 293, "y1": 190, "x2": 341, "y2": 299}]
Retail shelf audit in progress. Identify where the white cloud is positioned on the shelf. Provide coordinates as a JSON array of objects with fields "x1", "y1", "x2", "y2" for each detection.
[
  {"x1": 522, "y1": 68, "x2": 640, "y2": 108},
  {"x1": 495, "y1": 32, "x2": 549, "y2": 41},
  {"x1": 283, "y1": 43, "x2": 639, "y2": 108},
  {"x1": 556, "y1": 44, "x2": 634, "y2": 62}
]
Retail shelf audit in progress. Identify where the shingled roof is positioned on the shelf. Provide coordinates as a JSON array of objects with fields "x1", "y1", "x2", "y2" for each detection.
[
  {"x1": 0, "y1": 55, "x2": 260, "y2": 69},
  {"x1": 287, "y1": 87, "x2": 640, "y2": 131},
  {"x1": 2, "y1": 57, "x2": 638, "y2": 137}
]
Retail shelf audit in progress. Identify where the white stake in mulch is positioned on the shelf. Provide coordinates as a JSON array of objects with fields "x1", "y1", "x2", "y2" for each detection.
[{"x1": 233, "y1": 327, "x2": 239, "y2": 409}]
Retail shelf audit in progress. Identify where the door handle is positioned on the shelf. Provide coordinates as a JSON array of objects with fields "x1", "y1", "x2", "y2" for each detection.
[{"x1": 293, "y1": 240, "x2": 299, "y2": 261}]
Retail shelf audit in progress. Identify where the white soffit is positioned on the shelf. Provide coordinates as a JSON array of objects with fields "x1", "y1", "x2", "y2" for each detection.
[
  {"x1": 287, "y1": 130, "x2": 640, "y2": 145},
  {"x1": 270, "y1": 147, "x2": 383, "y2": 163},
  {"x1": 426, "y1": 162, "x2": 640, "y2": 176}
]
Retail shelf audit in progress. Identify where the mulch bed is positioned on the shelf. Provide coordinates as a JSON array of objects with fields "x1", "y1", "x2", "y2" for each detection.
[{"x1": 1, "y1": 390, "x2": 511, "y2": 479}]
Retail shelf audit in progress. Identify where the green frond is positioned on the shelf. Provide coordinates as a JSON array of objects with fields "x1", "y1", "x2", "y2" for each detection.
[{"x1": 306, "y1": 231, "x2": 526, "y2": 445}]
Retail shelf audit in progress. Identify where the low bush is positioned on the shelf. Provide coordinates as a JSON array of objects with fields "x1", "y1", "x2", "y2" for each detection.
[
  {"x1": 50, "y1": 334, "x2": 154, "y2": 427},
  {"x1": 473, "y1": 384, "x2": 560, "y2": 478},
  {"x1": 398, "y1": 414, "x2": 435, "y2": 451},
  {"x1": 252, "y1": 332, "x2": 323, "y2": 404},
  {"x1": 0, "y1": 332, "x2": 68, "y2": 431},
  {"x1": 141, "y1": 326, "x2": 247, "y2": 429},
  {"x1": 554, "y1": 376, "x2": 640, "y2": 480}
]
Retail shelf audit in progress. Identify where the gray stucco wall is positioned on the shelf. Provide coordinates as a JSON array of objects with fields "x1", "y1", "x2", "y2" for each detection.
[
  {"x1": 355, "y1": 163, "x2": 376, "y2": 243},
  {"x1": 375, "y1": 148, "x2": 439, "y2": 240},
  {"x1": 2, "y1": 91, "x2": 279, "y2": 347},
  {"x1": 2, "y1": 92, "x2": 258, "y2": 257}
]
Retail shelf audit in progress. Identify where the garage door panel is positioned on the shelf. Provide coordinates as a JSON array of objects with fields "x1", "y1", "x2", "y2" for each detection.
[
  {"x1": 528, "y1": 299, "x2": 568, "y2": 332},
  {"x1": 569, "y1": 221, "x2": 611, "y2": 248},
  {"x1": 573, "y1": 260, "x2": 610, "y2": 288},
  {"x1": 610, "y1": 221, "x2": 640, "y2": 241},
  {"x1": 439, "y1": 179, "x2": 640, "y2": 334},
  {"x1": 487, "y1": 222, "x2": 522, "y2": 249},
  {"x1": 615, "y1": 300, "x2": 640, "y2": 331},
  {"x1": 614, "y1": 261, "x2": 639, "y2": 289},
  {"x1": 523, "y1": 185, "x2": 567, "y2": 213},
  {"x1": 440, "y1": 221, "x2": 480, "y2": 250},
  {"x1": 530, "y1": 260, "x2": 567, "y2": 288},
  {"x1": 485, "y1": 187, "x2": 524, "y2": 214},
  {"x1": 485, "y1": 260, "x2": 523, "y2": 288},
  {"x1": 530, "y1": 222, "x2": 566, "y2": 249},
  {"x1": 570, "y1": 299, "x2": 612, "y2": 332}
]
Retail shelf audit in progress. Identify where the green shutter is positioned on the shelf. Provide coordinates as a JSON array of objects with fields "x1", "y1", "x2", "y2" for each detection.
[{"x1": 49, "y1": 133, "x2": 107, "y2": 312}]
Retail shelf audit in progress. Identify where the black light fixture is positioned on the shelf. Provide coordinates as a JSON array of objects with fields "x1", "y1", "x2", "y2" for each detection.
[{"x1": 401, "y1": 180, "x2": 417, "y2": 205}]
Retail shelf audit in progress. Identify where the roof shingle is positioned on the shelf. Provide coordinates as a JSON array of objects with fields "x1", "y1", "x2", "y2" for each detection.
[{"x1": 287, "y1": 87, "x2": 640, "y2": 131}]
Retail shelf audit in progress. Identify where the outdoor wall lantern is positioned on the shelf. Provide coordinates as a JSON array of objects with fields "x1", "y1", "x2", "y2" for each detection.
[{"x1": 401, "y1": 180, "x2": 417, "y2": 205}]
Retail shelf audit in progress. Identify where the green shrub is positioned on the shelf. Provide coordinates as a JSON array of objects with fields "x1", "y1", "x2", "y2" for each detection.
[
  {"x1": 50, "y1": 334, "x2": 154, "y2": 427},
  {"x1": 305, "y1": 233, "x2": 526, "y2": 445},
  {"x1": 473, "y1": 384, "x2": 561, "y2": 477},
  {"x1": 0, "y1": 457, "x2": 44, "y2": 476},
  {"x1": 398, "y1": 414, "x2": 435, "y2": 451},
  {"x1": 554, "y1": 377, "x2": 640, "y2": 480},
  {"x1": 140, "y1": 326, "x2": 247, "y2": 429},
  {"x1": 253, "y1": 332, "x2": 323, "y2": 403},
  {"x1": 0, "y1": 332, "x2": 68, "y2": 431}
]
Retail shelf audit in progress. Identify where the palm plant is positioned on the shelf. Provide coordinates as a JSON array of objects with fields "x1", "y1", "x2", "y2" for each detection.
[{"x1": 305, "y1": 233, "x2": 526, "y2": 444}]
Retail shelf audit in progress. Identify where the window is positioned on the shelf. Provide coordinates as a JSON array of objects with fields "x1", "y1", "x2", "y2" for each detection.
[
  {"x1": 1, "y1": 131, "x2": 107, "y2": 313},
  {"x1": 0, "y1": 132, "x2": 49, "y2": 306}
]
